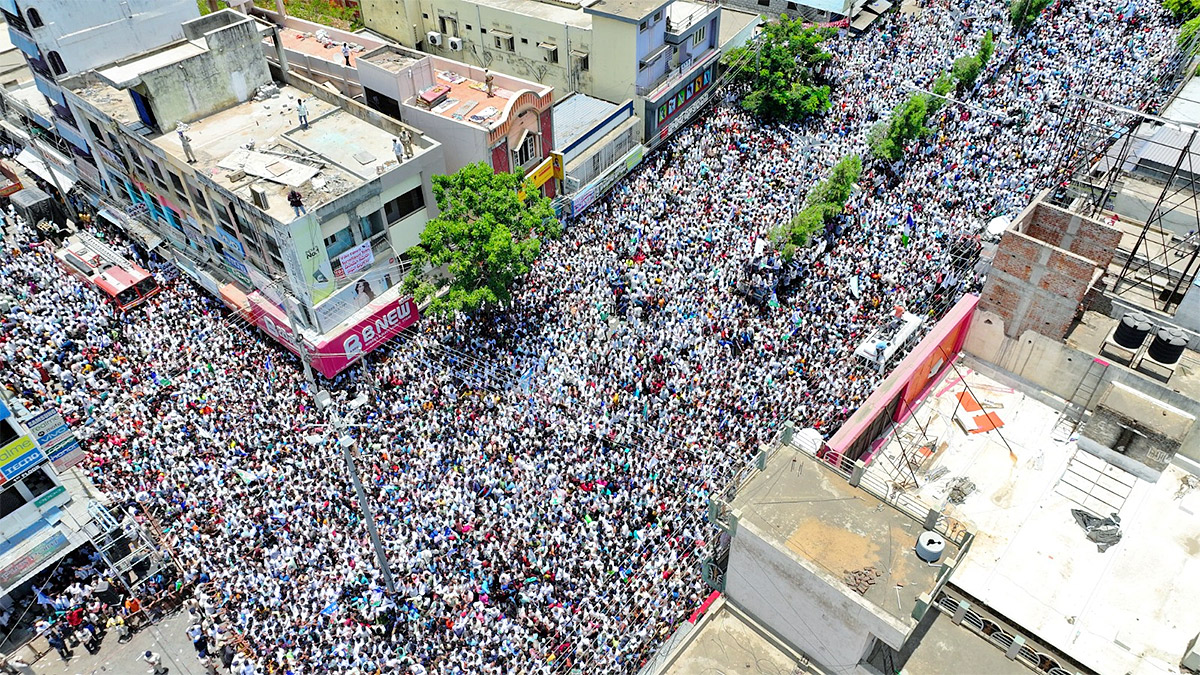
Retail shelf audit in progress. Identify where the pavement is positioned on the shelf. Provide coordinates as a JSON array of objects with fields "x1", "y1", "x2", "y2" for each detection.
[{"x1": 30, "y1": 610, "x2": 208, "y2": 675}]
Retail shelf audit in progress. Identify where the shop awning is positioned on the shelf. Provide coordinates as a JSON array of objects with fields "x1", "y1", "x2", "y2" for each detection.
[
  {"x1": 15, "y1": 148, "x2": 75, "y2": 193},
  {"x1": 220, "y1": 283, "x2": 251, "y2": 317},
  {"x1": 98, "y1": 208, "x2": 162, "y2": 251},
  {"x1": 850, "y1": 11, "x2": 880, "y2": 32},
  {"x1": 0, "y1": 119, "x2": 30, "y2": 143},
  {"x1": 867, "y1": 0, "x2": 892, "y2": 13}
]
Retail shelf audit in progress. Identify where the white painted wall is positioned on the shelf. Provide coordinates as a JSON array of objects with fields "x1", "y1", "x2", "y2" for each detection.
[
  {"x1": 724, "y1": 520, "x2": 909, "y2": 672},
  {"x1": 17, "y1": 0, "x2": 198, "y2": 75}
]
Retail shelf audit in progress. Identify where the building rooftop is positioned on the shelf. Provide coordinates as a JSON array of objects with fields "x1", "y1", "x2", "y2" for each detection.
[
  {"x1": 901, "y1": 610, "x2": 1027, "y2": 674},
  {"x1": 74, "y1": 82, "x2": 429, "y2": 223},
  {"x1": 473, "y1": 0, "x2": 592, "y2": 29},
  {"x1": 585, "y1": 0, "x2": 672, "y2": 21},
  {"x1": 864, "y1": 363, "x2": 1200, "y2": 675},
  {"x1": 271, "y1": 26, "x2": 361, "y2": 67},
  {"x1": 1064, "y1": 310, "x2": 1200, "y2": 399},
  {"x1": 732, "y1": 445, "x2": 959, "y2": 629},
  {"x1": 363, "y1": 47, "x2": 422, "y2": 74},
  {"x1": 404, "y1": 59, "x2": 551, "y2": 130},
  {"x1": 552, "y1": 93, "x2": 618, "y2": 149},
  {"x1": 96, "y1": 41, "x2": 208, "y2": 87},
  {"x1": 718, "y1": 7, "x2": 762, "y2": 47},
  {"x1": 657, "y1": 600, "x2": 814, "y2": 674}
]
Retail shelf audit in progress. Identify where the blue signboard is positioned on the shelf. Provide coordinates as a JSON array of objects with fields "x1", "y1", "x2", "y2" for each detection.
[
  {"x1": 0, "y1": 436, "x2": 47, "y2": 481},
  {"x1": 47, "y1": 440, "x2": 80, "y2": 462}
]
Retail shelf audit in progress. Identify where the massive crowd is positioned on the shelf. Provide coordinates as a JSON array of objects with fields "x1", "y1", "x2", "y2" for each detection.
[{"x1": 0, "y1": 0, "x2": 1181, "y2": 671}]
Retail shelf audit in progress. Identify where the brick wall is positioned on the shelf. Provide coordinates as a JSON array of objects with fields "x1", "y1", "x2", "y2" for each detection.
[
  {"x1": 981, "y1": 230, "x2": 1095, "y2": 339},
  {"x1": 1022, "y1": 203, "x2": 1122, "y2": 269}
]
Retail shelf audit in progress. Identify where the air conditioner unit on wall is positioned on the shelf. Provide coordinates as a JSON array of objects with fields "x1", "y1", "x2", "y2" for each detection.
[
  {"x1": 427, "y1": 31, "x2": 443, "y2": 47},
  {"x1": 448, "y1": 36, "x2": 463, "y2": 51}
]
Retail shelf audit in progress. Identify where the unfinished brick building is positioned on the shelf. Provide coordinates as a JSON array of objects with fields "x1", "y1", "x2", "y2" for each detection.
[{"x1": 979, "y1": 199, "x2": 1122, "y2": 340}]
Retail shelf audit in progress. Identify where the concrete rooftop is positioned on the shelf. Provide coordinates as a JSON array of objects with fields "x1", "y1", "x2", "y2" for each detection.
[
  {"x1": 474, "y1": 0, "x2": 592, "y2": 29},
  {"x1": 1065, "y1": 310, "x2": 1200, "y2": 399},
  {"x1": 865, "y1": 364, "x2": 1200, "y2": 675},
  {"x1": 272, "y1": 27, "x2": 360, "y2": 66},
  {"x1": 76, "y1": 82, "x2": 429, "y2": 223},
  {"x1": 659, "y1": 601, "x2": 813, "y2": 674},
  {"x1": 731, "y1": 445, "x2": 958, "y2": 629},
  {"x1": 416, "y1": 69, "x2": 519, "y2": 128},
  {"x1": 586, "y1": 0, "x2": 672, "y2": 21},
  {"x1": 364, "y1": 48, "x2": 422, "y2": 74},
  {"x1": 902, "y1": 610, "x2": 1026, "y2": 674}
]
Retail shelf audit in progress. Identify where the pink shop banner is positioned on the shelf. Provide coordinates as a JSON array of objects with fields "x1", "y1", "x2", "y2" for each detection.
[{"x1": 308, "y1": 297, "x2": 418, "y2": 378}]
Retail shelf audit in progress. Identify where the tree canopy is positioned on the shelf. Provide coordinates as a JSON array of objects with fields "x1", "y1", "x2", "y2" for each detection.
[
  {"x1": 1010, "y1": 0, "x2": 1052, "y2": 30},
  {"x1": 869, "y1": 93, "x2": 932, "y2": 162},
  {"x1": 722, "y1": 17, "x2": 834, "y2": 122},
  {"x1": 770, "y1": 155, "x2": 861, "y2": 260},
  {"x1": 402, "y1": 162, "x2": 561, "y2": 317}
]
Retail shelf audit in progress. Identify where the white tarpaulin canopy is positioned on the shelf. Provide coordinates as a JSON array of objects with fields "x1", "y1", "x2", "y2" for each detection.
[{"x1": 16, "y1": 148, "x2": 75, "y2": 193}]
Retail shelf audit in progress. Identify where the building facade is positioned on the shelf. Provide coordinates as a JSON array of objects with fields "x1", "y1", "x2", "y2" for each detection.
[
  {"x1": 0, "y1": 0, "x2": 200, "y2": 194},
  {"x1": 60, "y1": 10, "x2": 444, "y2": 377},
  {"x1": 357, "y1": 45, "x2": 556, "y2": 191},
  {"x1": 359, "y1": 0, "x2": 722, "y2": 142}
]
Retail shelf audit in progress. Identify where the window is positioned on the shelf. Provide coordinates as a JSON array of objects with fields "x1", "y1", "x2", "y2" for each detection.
[
  {"x1": 0, "y1": 484, "x2": 26, "y2": 519},
  {"x1": 572, "y1": 51, "x2": 589, "y2": 71},
  {"x1": 493, "y1": 33, "x2": 514, "y2": 51},
  {"x1": 323, "y1": 227, "x2": 354, "y2": 258},
  {"x1": 465, "y1": 24, "x2": 472, "y2": 30},
  {"x1": 692, "y1": 25, "x2": 706, "y2": 47},
  {"x1": 169, "y1": 171, "x2": 185, "y2": 197},
  {"x1": 481, "y1": 27, "x2": 487, "y2": 34},
  {"x1": 639, "y1": 20, "x2": 648, "y2": 32},
  {"x1": 149, "y1": 161, "x2": 168, "y2": 191},
  {"x1": 439, "y1": 16, "x2": 458, "y2": 37},
  {"x1": 383, "y1": 186, "x2": 426, "y2": 224},
  {"x1": 757, "y1": 0, "x2": 769, "y2": 5},
  {"x1": 513, "y1": 131, "x2": 537, "y2": 167},
  {"x1": 360, "y1": 211, "x2": 385, "y2": 240},
  {"x1": 653, "y1": 10, "x2": 662, "y2": 21},
  {"x1": 189, "y1": 185, "x2": 211, "y2": 221},
  {"x1": 787, "y1": 1, "x2": 798, "y2": 8},
  {"x1": 422, "y1": 12, "x2": 429, "y2": 18},
  {"x1": 26, "y1": 7, "x2": 42, "y2": 28},
  {"x1": 0, "y1": 418, "x2": 18, "y2": 447},
  {"x1": 22, "y1": 467, "x2": 56, "y2": 499},
  {"x1": 539, "y1": 42, "x2": 558, "y2": 64},
  {"x1": 46, "y1": 50, "x2": 66, "y2": 76}
]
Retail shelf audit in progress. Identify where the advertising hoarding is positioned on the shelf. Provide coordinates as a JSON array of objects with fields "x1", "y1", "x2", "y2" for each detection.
[
  {"x1": 0, "y1": 435, "x2": 44, "y2": 481},
  {"x1": 287, "y1": 214, "x2": 336, "y2": 306},
  {"x1": 314, "y1": 264, "x2": 399, "y2": 334},
  {"x1": 309, "y1": 297, "x2": 418, "y2": 378}
]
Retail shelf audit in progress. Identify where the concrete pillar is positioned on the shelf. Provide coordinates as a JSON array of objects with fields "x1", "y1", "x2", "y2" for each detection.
[
  {"x1": 755, "y1": 446, "x2": 768, "y2": 471},
  {"x1": 952, "y1": 600, "x2": 969, "y2": 625},
  {"x1": 912, "y1": 592, "x2": 932, "y2": 621},
  {"x1": 1005, "y1": 635, "x2": 1025, "y2": 660},
  {"x1": 849, "y1": 459, "x2": 866, "y2": 487},
  {"x1": 781, "y1": 420, "x2": 796, "y2": 445},
  {"x1": 923, "y1": 508, "x2": 940, "y2": 531},
  {"x1": 707, "y1": 498, "x2": 720, "y2": 526}
]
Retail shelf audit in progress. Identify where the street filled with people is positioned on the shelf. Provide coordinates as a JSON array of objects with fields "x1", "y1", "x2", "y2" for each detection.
[{"x1": 0, "y1": 0, "x2": 1182, "y2": 671}]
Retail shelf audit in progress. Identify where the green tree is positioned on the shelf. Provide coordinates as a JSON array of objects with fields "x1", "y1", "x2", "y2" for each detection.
[
  {"x1": 929, "y1": 71, "x2": 955, "y2": 114},
  {"x1": 952, "y1": 55, "x2": 982, "y2": 91},
  {"x1": 774, "y1": 155, "x2": 862, "y2": 259},
  {"x1": 979, "y1": 30, "x2": 995, "y2": 67},
  {"x1": 1010, "y1": 0, "x2": 1052, "y2": 30},
  {"x1": 1165, "y1": 0, "x2": 1200, "y2": 17},
  {"x1": 870, "y1": 94, "x2": 931, "y2": 162},
  {"x1": 402, "y1": 163, "x2": 561, "y2": 317},
  {"x1": 1181, "y1": 15, "x2": 1200, "y2": 51},
  {"x1": 723, "y1": 17, "x2": 834, "y2": 123}
]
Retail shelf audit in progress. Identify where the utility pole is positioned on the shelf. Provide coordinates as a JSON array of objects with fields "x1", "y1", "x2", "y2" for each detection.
[
  {"x1": 314, "y1": 391, "x2": 396, "y2": 595},
  {"x1": 278, "y1": 284, "x2": 316, "y2": 385}
]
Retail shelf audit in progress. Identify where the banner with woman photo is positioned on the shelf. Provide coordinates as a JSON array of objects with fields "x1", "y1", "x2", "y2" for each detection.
[{"x1": 313, "y1": 262, "x2": 399, "y2": 333}]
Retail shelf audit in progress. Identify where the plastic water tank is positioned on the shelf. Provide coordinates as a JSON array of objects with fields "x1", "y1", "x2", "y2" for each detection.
[
  {"x1": 1112, "y1": 311, "x2": 1152, "y2": 350},
  {"x1": 915, "y1": 531, "x2": 946, "y2": 563},
  {"x1": 1148, "y1": 327, "x2": 1187, "y2": 365}
]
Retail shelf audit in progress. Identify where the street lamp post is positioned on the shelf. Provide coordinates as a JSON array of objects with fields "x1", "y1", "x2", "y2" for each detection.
[{"x1": 312, "y1": 391, "x2": 396, "y2": 595}]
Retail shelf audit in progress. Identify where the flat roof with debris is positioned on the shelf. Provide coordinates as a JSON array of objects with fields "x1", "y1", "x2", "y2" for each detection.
[
  {"x1": 271, "y1": 27, "x2": 369, "y2": 67},
  {"x1": 731, "y1": 445, "x2": 959, "y2": 629},
  {"x1": 76, "y1": 82, "x2": 427, "y2": 223},
  {"x1": 657, "y1": 600, "x2": 816, "y2": 674},
  {"x1": 864, "y1": 362, "x2": 1200, "y2": 675}
]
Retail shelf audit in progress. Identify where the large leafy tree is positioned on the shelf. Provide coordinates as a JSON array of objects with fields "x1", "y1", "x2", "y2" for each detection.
[
  {"x1": 403, "y1": 162, "x2": 561, "y2": 317},
  {"x1": 723, "y1": 17, "x2": 834, "y2": 122},
  {"x1": 869, "y1": 94, "x2": 932, "y2": 162},
  {"x1": 770, "y1": 155, "x2": 861, "y2": 259},
  {"x1": 1010, "y1": 0, "x2": 1052, "y2": 30}
]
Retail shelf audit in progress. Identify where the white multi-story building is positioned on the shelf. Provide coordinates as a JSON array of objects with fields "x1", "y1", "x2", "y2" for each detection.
[
  {"x1": 61, "y1": 10, "x2": 446, "y2": 378},
  {"x1": 0, "y1": 0, "x2": 199, "y2": 193}
]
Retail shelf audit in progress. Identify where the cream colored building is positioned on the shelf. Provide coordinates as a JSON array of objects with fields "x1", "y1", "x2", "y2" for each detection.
[{"x1": 360, "y1": 0, "x2": 732, "y2": 142}]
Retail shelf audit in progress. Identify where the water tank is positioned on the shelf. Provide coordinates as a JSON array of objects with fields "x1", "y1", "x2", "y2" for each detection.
[
  {"x1": 1147, "y1": 327, "x2": 1187, "y2": 365},
  {"x1": 915, "y1": 531, "x2": 946, "y2": 563},
  {"x1": 1112, "y1": 311, "x2": 1152, "y2": 350}
]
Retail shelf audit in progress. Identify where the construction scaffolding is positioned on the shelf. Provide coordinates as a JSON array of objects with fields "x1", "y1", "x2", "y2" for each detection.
[
  {"x1": 83, "y1": 500, "x2": 175, "y2": 598},
  {"x1": 1046, "y1": 43, "x2": 1200, "y2": 316}
]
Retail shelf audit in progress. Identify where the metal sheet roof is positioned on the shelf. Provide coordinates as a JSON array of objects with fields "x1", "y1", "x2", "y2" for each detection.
[{"x1": 552, "y1": 94, "x2": 619, "y2": 151}]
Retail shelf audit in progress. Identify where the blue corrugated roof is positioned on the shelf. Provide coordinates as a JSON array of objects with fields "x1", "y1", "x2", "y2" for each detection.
[{"x1": 553, "y1": 94, "x2": 620, "y2": 150}]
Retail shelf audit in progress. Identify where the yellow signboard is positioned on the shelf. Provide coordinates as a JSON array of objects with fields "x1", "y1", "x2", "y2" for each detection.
[
  {"x1": 0, "y1": 435, "x2": 35, "y2": 466},
  {"x1": 551, "y1": 151, "x2": 565, "y2": 180},
  {"x1": 527, "y1": 156, "x2": 556, "y2": 189}
]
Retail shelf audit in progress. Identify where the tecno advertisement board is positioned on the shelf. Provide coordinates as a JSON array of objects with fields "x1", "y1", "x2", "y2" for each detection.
[
  {"x1": 309, "y1": 297, "x2": 418, "y2": 378},
  {"x1": 285, "y1": 214, "x2": 336, "y2": 307}
]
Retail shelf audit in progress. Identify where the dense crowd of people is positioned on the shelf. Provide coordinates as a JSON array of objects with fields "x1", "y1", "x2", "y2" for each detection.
[{"x1": 0, "y1": 0, "x2": 1181, "y2": 671}]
